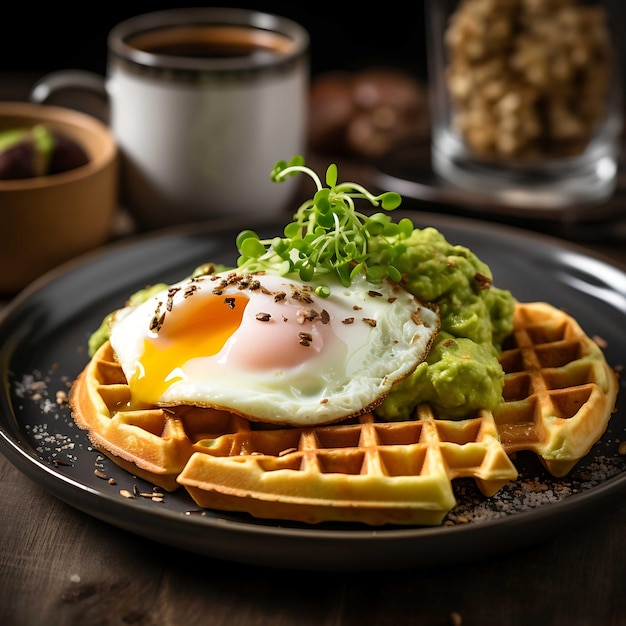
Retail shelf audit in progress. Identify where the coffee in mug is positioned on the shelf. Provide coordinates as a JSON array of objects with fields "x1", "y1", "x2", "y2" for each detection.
[{"x1": 126, "y1": 24, "x2": 296, "y2": 59}]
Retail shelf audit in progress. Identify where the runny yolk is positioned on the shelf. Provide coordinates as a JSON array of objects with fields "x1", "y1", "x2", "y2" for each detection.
[{"x1": 128, "y1": 292, "x2": 249, "y2": 405}]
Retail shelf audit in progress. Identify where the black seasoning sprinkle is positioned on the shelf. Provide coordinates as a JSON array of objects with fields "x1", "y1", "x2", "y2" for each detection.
[
  {"x1": 474, "y1": 272, "x2": 493, "y2": 290},
  {"x1": 363, "y1": 318, "x2": 377, "y2": 327},
  {"x1": 166, "y1": 287, "x2": 180, "y2": 311},
  {"x1": 52, "y1": 458, "x2": 72, "y2": 467},
  {"x1": 224, "y1": 297, "x2": 236, "y2": 309},
  {"x1": 298, "y1": 332, "x2": 313, "y2": 346},
  {"x1": 184, "y1": 284, "x2": 198, "y2": 298},
  {"x1": 150, "y1": 309, "x2": 166, "y2": 333},
  {"x1": 139, "y1": 490, "x2": 164, "y2": 499},
  {"x1": 157, "y1": 311, "x2": 166, "y2": 329},
  {"x1": 290, "y1": 284, "x2": 314, "y2": 304},
  {"x1": 320, "y1": 309, "x2": 330, "y2": 324},
  {"x1": 342, "y1": 317, "x2": 355, "y2": 324},
  {"x1": 149, "y1": 302, "x2": 162, "y2": 330},
  {"x1": 411, "y1": 311, "x2": 424, "y2": 325},
  {"x1": 368, "y1": 290, "x2": 383, "y2": 298},
  {"x1": 256, "y1": 312, "x2": 272, "y2": 322},
  {"x1": 297, "y1": 307, "x2": 319, "y2": 324}
]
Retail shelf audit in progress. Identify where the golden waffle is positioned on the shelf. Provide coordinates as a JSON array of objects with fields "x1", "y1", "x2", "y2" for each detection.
[
  {"x1": 69, "y1": 301, "x2": 618, "y2": 526},
  {"x1": 177, "y1": 408, "x2": 517, "y2": 525},
  {"x1": 494, "y1": 302, "x2": 619, "y2": 477}
]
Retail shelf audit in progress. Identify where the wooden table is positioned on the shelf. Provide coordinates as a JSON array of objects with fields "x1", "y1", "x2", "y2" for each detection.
[{"x1": 2, "y1": 73, "x2": 626, "y2": 626}]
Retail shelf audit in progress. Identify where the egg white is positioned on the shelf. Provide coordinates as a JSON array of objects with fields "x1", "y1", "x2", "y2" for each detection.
[{"x1": 109, "y1": 270, "x2": 439, "y2": 426}]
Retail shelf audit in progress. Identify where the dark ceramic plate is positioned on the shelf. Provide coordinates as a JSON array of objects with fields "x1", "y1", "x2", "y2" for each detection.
[{"x1": 0, "y1": 212, "x2": 625, "y2": 572}]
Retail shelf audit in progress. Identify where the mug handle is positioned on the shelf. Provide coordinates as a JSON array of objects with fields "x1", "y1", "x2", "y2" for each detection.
[{"x1": 30, "y1": 70, "x2": 109, "y2": 123}]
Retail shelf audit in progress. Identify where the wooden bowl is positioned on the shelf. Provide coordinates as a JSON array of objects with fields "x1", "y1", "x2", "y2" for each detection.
[{"x1": 0, "y1": 102, "x2": 118, "y2": 294}]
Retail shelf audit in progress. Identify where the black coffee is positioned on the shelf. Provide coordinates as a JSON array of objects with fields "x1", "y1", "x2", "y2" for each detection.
[{"x1": 128, "y1": 25, "x2": 294, "y2": 59}]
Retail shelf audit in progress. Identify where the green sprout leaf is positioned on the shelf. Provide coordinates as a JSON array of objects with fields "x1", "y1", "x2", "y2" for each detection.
[{"x1": 236, "y1": 156, "x2": 413, "y2": 293}]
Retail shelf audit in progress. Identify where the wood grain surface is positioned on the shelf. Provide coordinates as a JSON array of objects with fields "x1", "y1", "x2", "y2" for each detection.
[{"x1": 2, "y1": 450, "x2": 626, "y2": 625}]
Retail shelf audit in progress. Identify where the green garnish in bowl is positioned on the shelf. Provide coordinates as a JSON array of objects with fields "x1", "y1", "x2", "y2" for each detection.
[{"x1": 236, "y1": 156, "x2": 411, "y2": 296}]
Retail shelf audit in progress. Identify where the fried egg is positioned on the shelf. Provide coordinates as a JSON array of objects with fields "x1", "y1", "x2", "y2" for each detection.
[{"x1": 108, "y1": 270, "x2": 439, "y2": 426}]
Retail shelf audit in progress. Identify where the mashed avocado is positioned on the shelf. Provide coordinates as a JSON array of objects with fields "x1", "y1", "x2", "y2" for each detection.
[{"x1": 375, "y1": 227, "x2": 516, "y2": 420}]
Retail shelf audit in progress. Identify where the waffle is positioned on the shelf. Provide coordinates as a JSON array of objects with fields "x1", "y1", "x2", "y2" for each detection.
[
  {"x1": 494, "y1": 301, "x2": 619, "y2": 477},
  {"x1": 69, "y1": 301, "x2": 619, "y2": 526}
]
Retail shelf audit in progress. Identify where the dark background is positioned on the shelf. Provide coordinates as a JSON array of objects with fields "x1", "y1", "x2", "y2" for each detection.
[{"x1": 0, "y1": 2, "x2": 429, "y2": 80}]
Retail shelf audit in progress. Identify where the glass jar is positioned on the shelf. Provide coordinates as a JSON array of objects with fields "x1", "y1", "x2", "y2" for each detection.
[{"x1": 425, "y1": 0, "x2": 623, "y2": 209}]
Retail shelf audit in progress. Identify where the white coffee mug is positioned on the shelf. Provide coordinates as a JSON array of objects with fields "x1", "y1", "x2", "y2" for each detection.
[{"x1": 31, "y1": 8, "x2": 310, "y2": 229}]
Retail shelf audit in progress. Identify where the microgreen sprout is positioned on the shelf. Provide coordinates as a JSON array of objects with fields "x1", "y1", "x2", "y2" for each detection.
[{"x1": 236, "y1": 156, "x2": 414, "y2": 296}]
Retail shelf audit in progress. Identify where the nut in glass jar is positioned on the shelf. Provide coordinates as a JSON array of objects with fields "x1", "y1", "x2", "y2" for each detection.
[{"x1": 426, "y1": 0, "x2": 623, "y2": 210}]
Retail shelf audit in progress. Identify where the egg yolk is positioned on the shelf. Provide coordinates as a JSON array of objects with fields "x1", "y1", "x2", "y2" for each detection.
[{"x1": 129, "y1": 292, "x2": 249, "y2": 404}]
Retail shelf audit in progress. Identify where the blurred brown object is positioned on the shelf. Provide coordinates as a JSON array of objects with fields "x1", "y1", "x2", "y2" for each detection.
[
  {"x1": 444, "y1": 0, "x2": 613, "y2": 161},
  {"x1": 308, "y1": 67, "x2": 430, "y2": 158}
]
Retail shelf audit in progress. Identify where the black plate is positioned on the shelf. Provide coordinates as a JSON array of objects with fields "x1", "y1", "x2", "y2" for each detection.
[{"x1": 1, "y1": 212, "x2": 625, "y2": 572}]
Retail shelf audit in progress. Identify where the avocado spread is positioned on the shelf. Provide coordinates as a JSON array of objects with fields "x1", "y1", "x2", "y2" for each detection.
[{"x1": 375, "y1": 227, "x2": 516, "y2": 420}]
